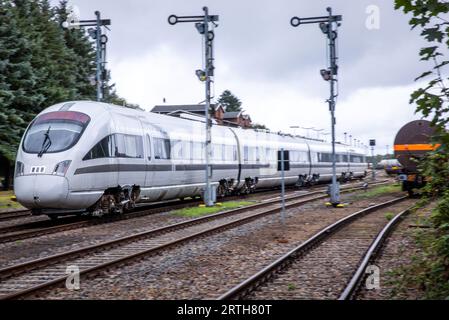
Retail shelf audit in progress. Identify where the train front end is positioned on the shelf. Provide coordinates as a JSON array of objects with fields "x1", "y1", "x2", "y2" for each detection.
[{"x1": 14, "y1": 108, "x2": 91, "y2": 215}]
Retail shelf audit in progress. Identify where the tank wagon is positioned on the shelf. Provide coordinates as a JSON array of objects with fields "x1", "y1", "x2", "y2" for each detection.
[
  {"x1": 14, "y1": 101, "x2": 368, "y2": 218},
  {"x1": 394, "y1": 120, "x2": 439, "y2": 195}
]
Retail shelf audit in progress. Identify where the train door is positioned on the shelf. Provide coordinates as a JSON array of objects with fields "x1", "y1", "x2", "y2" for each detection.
[
  {"x1": 144, "y1": 134, "x2": 153, "y2": 188},
  {"x1": 227, "y1": 128, "x2": 242, "y2": 189}
]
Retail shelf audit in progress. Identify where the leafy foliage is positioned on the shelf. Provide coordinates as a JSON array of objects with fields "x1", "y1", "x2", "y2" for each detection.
[
  {"x1": 395, "y1": 0, "x2": 449, "y2": 299},
  {"x1": 0, "y1": 0, "x2": 136, "y2": 165}
]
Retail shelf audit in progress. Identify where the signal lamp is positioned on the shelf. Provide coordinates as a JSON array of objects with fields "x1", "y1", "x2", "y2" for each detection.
[
  {"x1": 320, "y1": 69, "x2": 332, "y2": 81},
  {"x1": 195, "y1": 69, "x2": 207, "y2": 81}
]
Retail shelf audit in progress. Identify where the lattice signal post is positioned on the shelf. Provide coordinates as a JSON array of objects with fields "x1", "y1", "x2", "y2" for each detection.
[
  {"x1": 290, "y1": 7, "x2": 343, "y2": 206},
  {"x1": 168, "y1": 7, "x2": 219, "y2": 207}
]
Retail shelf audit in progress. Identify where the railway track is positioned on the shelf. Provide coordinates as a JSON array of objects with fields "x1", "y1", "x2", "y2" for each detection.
[
  {"x1": 217, "y1": 196, "x2": 414, "y2": 300},
  {"x1": 0, "y1": 182, "x2": 385, "y2": 300},
  {"x1": 0, "y1": 210, "x2": 31, "y2": 222},
  {"x1": 0, "y1": 180, "x2": 387, "y2": 244},
  {"x1": 0, "y1": 198, "x2": 199, "y2": 244},
  {"x1": 338, "y1": 206, "x2": 412, "y2": 300}
]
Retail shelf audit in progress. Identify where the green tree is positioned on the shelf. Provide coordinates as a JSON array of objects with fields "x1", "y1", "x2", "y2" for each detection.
[
  {"x1": 54, "y1": 0, "x2": 96, "y2": 100},
  {"x1": 12, "y1": 0, "x2": 78, "y2": 112},
  {"x1": 395, "y1": 0, "x2": 449, "y2": 298},
  {"x1": 0, "y1": 1, "x2": 40, "y2": 162},
  {"x1": 395, "y1": 0, "x2": 449, "y2": 204},
  {"x1": 0, "y1": 0, "x2": 138, "y2": 177},
  {"x1": 218, "y1": 90, "x2": 242, "y2": 112}
]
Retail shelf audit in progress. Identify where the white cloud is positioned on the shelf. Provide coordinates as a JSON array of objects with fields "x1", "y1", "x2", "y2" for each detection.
[
  {"x1": 111, "y1": 45, "x2": 205, "y2": 107},
  {"x1": 111, "y1": 45, "x2": 426, "y2": 156}
]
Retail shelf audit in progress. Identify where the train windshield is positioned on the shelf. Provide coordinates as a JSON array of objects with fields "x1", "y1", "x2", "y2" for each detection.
[{"x1": 23, "y1": 111, "x2": 90, "y2": 154}]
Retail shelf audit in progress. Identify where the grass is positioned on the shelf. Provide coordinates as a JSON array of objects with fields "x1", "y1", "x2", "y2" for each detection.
[
  {"x1": 171, "y1": 201, "x2": 255, "y2": 217},
  {"x1": 385, "y1": 212, "x2": 395, "y2": 221},
  {"x1": 353, "y1": 184, "x2": 402, "y2": 200},
  {"x1": 0, "y1": 190, "x2": 23, "y2": 210}
]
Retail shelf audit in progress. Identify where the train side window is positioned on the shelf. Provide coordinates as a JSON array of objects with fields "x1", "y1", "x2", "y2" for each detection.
[
  {"x1": 171, "y1": 140, "x2": 183, "y2": 160},
  {"x1": 350, "y1": 155, "x2": 362, "y2": 163},
  {"x1": 319, "y1": 153, "x2": 333, "y2": 162},
  {"x1": 114, "y1": 134, "x2": 143, "y2": 158},
  {"x1": 249, "y1": 147, "x2": 256, "y2": 162},
  {"x1": 300, "y1": 151, "x2": 308, "y2": 163},
  {"x1": 192, "y1": 141, "x2": 203, "y2": 160},
  {"x1": 265, "y1": 148, "x2": 270, "y2": 161},
  {"x1": 83, "y1": 135, "x2": 114, "y2": 160},
  {"x1": 291, "y1": 151, "x2": 300, "y2": 162},
  {"x1": 126, "y1": 135, "x2": 143, "y2": 158},
  {"x1": 183, "y1": 141, "x2": 191, "y2": 161},
  {"x1": 211, "y1": 144, "x2": 223, "y2": 161},
  {"x1": 114, "y1": 134, "x2": 126, "y2": 157},
  {"x1": 154, "y1": 137, "x2": 171, "y2": 160},
  {"x1": 244, "y1": 146, "x2": 249, "y2": 162},
  {"x1": 211, "y1": 144, "x2": 215, "y2": 160}
]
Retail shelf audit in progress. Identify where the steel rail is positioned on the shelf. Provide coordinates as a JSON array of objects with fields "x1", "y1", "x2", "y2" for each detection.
[
  {"x1": 217, "y1": 195, "x2": 409, "y2": 300},
  {"x1": 338, "y1": 207, "x2": 413, "y2": 300},
  {"x1": 0, "y1": 180, "x2": 389, "y2": 244},
  {"x1": 0, "y1": 182, "x2": 388, "y2": 300},
  {"x1": 0, "y1": 193, "x2": 329, "y2": 299},
  {"x1": 0, "y1": 210, "x2": 31, "y2": 222}
]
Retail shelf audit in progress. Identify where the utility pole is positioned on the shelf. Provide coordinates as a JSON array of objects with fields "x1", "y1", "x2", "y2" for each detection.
[
  {"x1": 168, "y1": 7, "x2": 219, "y2": 207},
  {"x1": 280, "y1": 148, "x2": 286, "y2": 225},
  {"x1": 94, "y1": 11, "x2": 102, "y2": 101},
  {"x1": 62, "y1": 11, "x2": 111, "y2": 101},
  {"x1": 370, "y1": 139, "x2": 376, "y2": 181},
  {"x1": 278, "y1": 149, "x2": 290, "y2": 225},
  {"x1": 291, "y1": 7, "x2": 342, "y2": 206}
]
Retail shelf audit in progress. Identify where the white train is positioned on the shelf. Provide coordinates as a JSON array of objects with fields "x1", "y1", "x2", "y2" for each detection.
[{"x1": 14, "y1": 101, "x2": 368, "y2": 218}]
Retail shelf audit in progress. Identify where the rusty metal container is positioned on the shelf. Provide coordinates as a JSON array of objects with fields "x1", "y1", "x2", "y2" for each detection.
[{"x1": 393, "y1": 120, "x2": 436, "y2": 173}]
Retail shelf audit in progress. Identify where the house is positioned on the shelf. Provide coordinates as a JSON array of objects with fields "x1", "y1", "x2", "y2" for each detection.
[
  {"x1": 222, "y1": 111, "x2": 252, "y2": 128},
  {"x1": 150, "y1": 104, "x2": 252, "y2": 128},
  {"x1": 151, "y1": 104, "x2": 225, "y2": 122}
]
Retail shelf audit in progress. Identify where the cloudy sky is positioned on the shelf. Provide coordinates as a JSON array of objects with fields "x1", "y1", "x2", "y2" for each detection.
[{"x1": 57, "y1": 0, "x2": 431, "y2": 155}]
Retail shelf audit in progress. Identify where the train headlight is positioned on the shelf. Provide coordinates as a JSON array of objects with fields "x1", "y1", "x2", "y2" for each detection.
[
  {"x1": 53, "y1": 160, "x2": 71, "y2": 176},
  {"x1": 15, "y1": 161, "x2": 24, "y2": 178}
]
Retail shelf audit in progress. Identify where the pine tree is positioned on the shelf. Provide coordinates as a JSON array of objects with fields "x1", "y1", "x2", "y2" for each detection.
[
  {"x1": 13, "y1": 0, "x2": 78, "y2": 111},
  {"x1": 0, "y1": 0, "x2": 40, "y2": 161},
  {"x1": 54, "y1": 0, "x2": 96, "y2": 100},
  {"x1": 218, "y1": 90, "x2": 242, "y2": 112}
]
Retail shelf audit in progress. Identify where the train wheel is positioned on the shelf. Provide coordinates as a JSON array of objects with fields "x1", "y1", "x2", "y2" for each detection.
[{"x1": 217, "y1": 184, "x2": 227, "y2": 198}]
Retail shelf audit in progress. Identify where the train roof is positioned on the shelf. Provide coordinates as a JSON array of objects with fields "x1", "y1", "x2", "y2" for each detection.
[{"x1": 39, "y1": 101, "x2": 366, "y2": 154}]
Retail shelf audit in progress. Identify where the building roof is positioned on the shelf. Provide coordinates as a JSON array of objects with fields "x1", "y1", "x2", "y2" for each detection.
[
  {"x1": 151, "y1": 104, "x2": 222, "y2": 113},
  {"x1": 222, "y1": 111, "x2": 242, "y2": 119}
]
